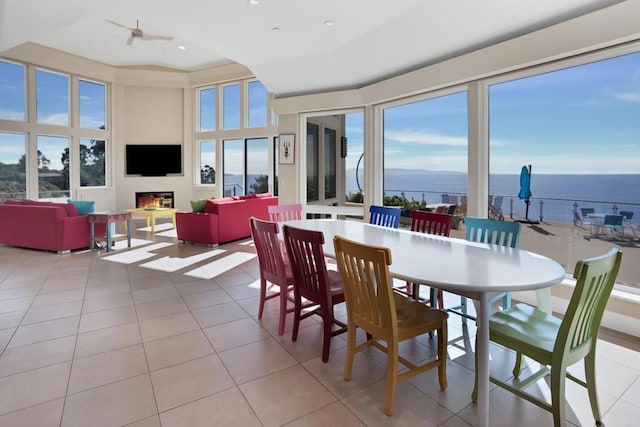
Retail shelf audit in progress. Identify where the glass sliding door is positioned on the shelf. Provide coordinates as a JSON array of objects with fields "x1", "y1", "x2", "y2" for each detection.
[
  {"x1": 223, "y1": 139, "x2": 244, "y2": 196},
  {"x1": 246, "y1": 137, "x2": 269, "y2": 194}
]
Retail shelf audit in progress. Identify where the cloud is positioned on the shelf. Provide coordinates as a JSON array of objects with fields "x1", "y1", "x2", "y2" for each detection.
[
  {"x1": 40, "y1": 113, "x2": 69, "y2": 126},
  {"x1": 613, "y1": 92, "x2": 640, "y2": 102},
  {"x1": 0, "y1": 109, "x2": 25, "y2": 120},
  {"x1": 385, "y1": 129, "x2": 467, "y2": 146}
]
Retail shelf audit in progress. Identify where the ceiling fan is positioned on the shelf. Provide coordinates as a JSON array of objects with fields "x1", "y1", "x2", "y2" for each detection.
[{"x1": 106, "y1": 19, "x2": 174, "y2": 46}]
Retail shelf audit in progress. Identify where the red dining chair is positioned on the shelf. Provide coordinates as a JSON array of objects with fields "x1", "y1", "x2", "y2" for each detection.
[
  {"x1": 404, "y1": 210, "x2": 452, "y2": 305},
  {"x1": 250, "y1": 217, "x2": 295, "y2": 335},
  {"x1": 282, "y1": 224, "x2": 347, "y2": 362},
  {"x1": 268, "y1": 203, "x2": 303, "y2": 222}
]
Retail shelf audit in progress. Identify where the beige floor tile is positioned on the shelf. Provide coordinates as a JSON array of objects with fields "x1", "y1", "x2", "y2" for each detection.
[
  {"x1": 182, "y1": 288, "x2": 234, "y2": 310},
  {"x1": 240, "y1": 365, "x2": 337, "y2": 427},
  {"x1": 150, "y1": 354, "x2": 235, "y2": 411},
  {"x1": 191, "y1": 301, "x2": 250, "y2": 328},
  {"x1": 223, "y1": 280, "x2": 262, "y2": 300},
  {"x1": 214, "y1": 270, "x2": 257, "y2": 288},
  {"x1": 159, "y1": 387, "x2": 262, "y2": 427},
  {"x1": 218, "y1": 338, "x2": 298, "y2": 385},
  {"x1": 21, "y1": 300, "x2": 82, "y2": 325},
  {"x1": 144, "y1": 330, "x2": 214, "y2": 371},
  {"x1": 0, "y1": 335, "x2": 75, "y2": 377},
  {"x1": 68, "y1": 344, "x2": 148, "y2": 394},
  {"x1": 603, "y1": 399, "x2": 640, "y2": 427},
  {"x1": 61, "y1": 374, "x2": 157, "y2": 427},
  {"x1": 124, "y1": 415, "x2": 161, "y2": 427},
  {"x1": 7, "y1": 316, "x2": 79, "y2": 349},
  {"x1": 203, "y1": 317, "x2": 270, "y2": 352},
  {"x1": 0, "y1": 362, "x2": 70, "y2": 415},
  {"x1": 135, "y1": 296, "x2": 188, "y2": 321},
  {"x1": 0, "y1": 397, "x2": 64, "y2": 427},
  {"x1": 39, "y1": 280, "x2": 85, "y2": 295},
  {"x1": 132, "y1": 285, "x2": 179, "y2": 305},
  {"x1": 283, "y1": 401, "x2": 365, "y2": 427},
  {"x1": 409, "y1": 358, "x2": 476, "y2": 414},
  {"x1": 78, "y1": 305, "x2": 137, "y2": 333},
  {"x1": 82, "y1": 292, "x2": 133, "y2": 314},
  {"x1": 139, "y1": 311, "x2": 200, "y2": 342},
  {"x1": 0, "y1": 285, "x2": 40, "y2": 301},
  {"x1": 0, "y1": 311, "x2": 24, "y2": 330},
  {"x1": 74, "y1": 322, "x2": 141, "y2": 358},
  {"x1": 84, "y1": 283, "x2": 131, "y2": 299},
  {"x1": 0, "y1": 329, "x2": 14, "y2": 351},
  {"x1": 31, "y1": 289, "x2": 85, "y2": 308},
  {"x1": 0, "y1": 297, "x2": 34, "y2": 314},
  {"x1": 174, "y1": 279, "x2": 220, "y2": 296},
  {"x1": 273, "y1": 321, "x2": 347, "y2": 363}
]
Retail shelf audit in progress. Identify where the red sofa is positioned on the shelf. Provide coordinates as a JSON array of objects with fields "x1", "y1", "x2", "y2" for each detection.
[
  {"x1": 176, "y1": 193, "x2": 278, "y2": 245},
  {"x1": 0, "y1": 200, "x2": 105, "y2": 253}
]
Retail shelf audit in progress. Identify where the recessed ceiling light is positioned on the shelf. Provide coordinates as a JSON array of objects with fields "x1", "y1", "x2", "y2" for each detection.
[
  {"x1": 323, "y1": 20, "x2": 336, "y2": 27},
  {"x1": 272, "y1": 27, "x2": 280, "y2": 32},
  {"x1": 248, "y1": 0, "x2": 260, "y2": 5},
  {"x1": 177, "y1": 45, "x2": 186, "y2": 50}
]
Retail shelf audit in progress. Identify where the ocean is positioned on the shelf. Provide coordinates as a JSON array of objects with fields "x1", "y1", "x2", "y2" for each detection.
[{"x1": 348, "y1": 170, "x2": 640, "y2": 224}]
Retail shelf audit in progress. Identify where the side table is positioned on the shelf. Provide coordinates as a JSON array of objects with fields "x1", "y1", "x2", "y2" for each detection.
[{"x1": 87, "y1": 211, "x2": 132, "y2": 253}]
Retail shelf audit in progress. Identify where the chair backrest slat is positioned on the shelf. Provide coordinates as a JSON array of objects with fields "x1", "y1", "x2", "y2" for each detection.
[
  {"x1": 369, "y1": 205, "x2": 401, "y2": 229},
  {"x1": 250, "y1": 217, "x2": 288, "y2": 284},
  {"x1": 603, "y1": 214, "x2": 623, "y2": 227},
  {"x1": 410, "y1": 210, "x2": 452, "y2": 237},
  {"x1": 464, "y1": 217, "x2": 521, "y2": 248},
  {"x1": 268, "y1": 203, "x2": 303, "y2": 222}
]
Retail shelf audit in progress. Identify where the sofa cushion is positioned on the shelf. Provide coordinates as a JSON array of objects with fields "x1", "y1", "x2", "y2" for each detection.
[
  {"x1": 56, "y1": 203, "x2": 78, "y2": 217},
  {"x1": 68, "y1": 199, "x2": 95, "y2": 215},
  {"x1": 190, "y1": 199, "x2": 207, "y2": 213}
]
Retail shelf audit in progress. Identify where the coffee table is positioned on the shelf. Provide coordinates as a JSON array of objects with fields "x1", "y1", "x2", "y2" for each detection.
[
  {"x1": 87, "y1": 211, "x2": 132, "y2": 253},
  {"x1": 127, "y1": 208, "x2": 177, "y2": 234}
]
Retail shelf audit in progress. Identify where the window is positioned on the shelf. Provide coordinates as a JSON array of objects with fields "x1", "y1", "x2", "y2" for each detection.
[
  {"x1": 199, "y1": 87, "x2": 216, "y2": 132},
  {"x1": 345, "y1": 112, "x2": 365, "y2": 203},
  {"x1": 247, "y1": 81, "x2": 268, "y2": 128},
  {"x1": 488, "y1": 50, "x2": 640, "y2": 288},
  {"x1": 36, "y1": 69, "x2": 69, "y2": 126},
  {"x1": 79, "y1": 138, "x2": 106, "y2": 186},
  {"x1": 222, "y1": 83, "x2": 240, "y2": 129},
  {"x1": 306, "y1": 123, "x2": 319, "y2": 202},
  {"x1": 223, "y1": 139, "x2": 244, "y2": 196},
  {"x1": 0, "y1": 60, "x2": 25, "y2": 121},
  {"x1": 37, "y1": 135, "x2": 70, "y2": 198},
  {"x1": 324, "y1": 128, "x2": 336, "y2": 199},
  {"x1": 0, "y1": 132, "x2": 27, "y2": 201},
  {"x1": 79, "y1": 79, "x2": 106, "y2": 130},
  {"x1": 383, "y1": 91, "x2": 468, "y2": 210},
  {"x1": 246, "y1": 138, "x2": 269, "y2": 194},
  {"x1": 199, "y1": 140, "x2": 216, "y2": 184}
]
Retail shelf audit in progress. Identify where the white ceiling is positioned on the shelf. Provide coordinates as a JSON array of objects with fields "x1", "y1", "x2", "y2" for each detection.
[{"x1": 0, "y1": 0, "x2": 624, "y2": 97}]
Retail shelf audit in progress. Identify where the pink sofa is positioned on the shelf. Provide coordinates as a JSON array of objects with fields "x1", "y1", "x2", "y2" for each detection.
[
  {"x1": 0, "y1": 200, "x2": 105, "y2": 253},
  {"x1": 176, "y1": 193, "x2": 278, "y2": 245}
]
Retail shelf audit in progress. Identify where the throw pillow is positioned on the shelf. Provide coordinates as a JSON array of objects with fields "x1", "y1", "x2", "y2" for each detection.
[
  {"x1": 190, "y1": 199, "x2": 207, "y2": 213},
  {"x1": 67, "y1": 199, "x2": 95, "y2": 215}
]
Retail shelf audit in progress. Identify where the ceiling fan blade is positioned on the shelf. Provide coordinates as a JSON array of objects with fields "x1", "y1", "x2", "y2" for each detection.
[
  {"x1": 141, "y1": 34, "x2": 174, "y2": 41},
  {"x1": 106, "y1": 19, "x2": 134, "y2": 31},
  {"x1": 126, "y1": 35, "x2": 134, "y2": 46}
]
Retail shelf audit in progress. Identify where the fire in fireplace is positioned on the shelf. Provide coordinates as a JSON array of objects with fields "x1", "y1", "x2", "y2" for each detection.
[{"x1": 135, "y1": 191, "x2": 174, "y2": 208}]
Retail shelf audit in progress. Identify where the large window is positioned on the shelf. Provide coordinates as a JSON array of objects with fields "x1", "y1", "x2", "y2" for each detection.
[
  {"x1": 199, "y1": 87, "x2": 216, "y2": 132},
  {"x1": 199, "y1": 140, "x2": 216, "y2": 184},
  {"x1": 37, "y1": 135, "x2": 70, "y2": 198},
  {"x1": 247, "y1": 81, "x2": 268, "y2": 128},
  {"x1": 0, "y1": 132, "x2": 27, "y2": 201},
  {"x1": 383, "y1": 91, "x2": 468, "y2": 211},
  {"x1": 223, "y1": 139, "x2": 244, "y2": 196},
  {"x1": 324, "y1": 128, "x2": 336, "y2": 199},
  {"x1": 79, "y1": 79, "x2": 106, "y2": 130},
  {"x1": 79, "y1": 138, "x2": 105, "y2": 186},
  {"x1": 306, "y1": 123, "x2": 319, "y2": 202},
  {"x1": 0, "y1": 60, "x2": 25, "y2": 121},
  {"x1": 222, "y1": 83, "x2": 240, "y2": 130},
  {"x1": 36, "y1": 69, "x2": 69, "y2": 126}
]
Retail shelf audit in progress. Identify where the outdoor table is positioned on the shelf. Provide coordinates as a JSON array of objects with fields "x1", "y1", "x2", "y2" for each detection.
[{"x1": 282, "y1": 219, "x2": 565, "y2": 427}]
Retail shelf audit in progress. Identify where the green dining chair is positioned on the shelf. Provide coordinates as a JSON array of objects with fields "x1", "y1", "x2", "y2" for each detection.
[
  {"x1": 447, "y1": 217, "x2": 521, "y2": 323},
  {"x1": 472, "y1": 248, "x2": 622, "y2": 427}
]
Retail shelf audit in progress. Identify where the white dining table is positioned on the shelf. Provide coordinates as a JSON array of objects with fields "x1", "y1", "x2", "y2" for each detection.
[{"x1": 282, "y1": 219, "x2": 566, "y2": 427}]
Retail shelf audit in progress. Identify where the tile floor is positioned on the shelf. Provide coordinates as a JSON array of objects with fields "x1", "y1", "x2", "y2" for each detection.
[{"x1": 0, "y1": 221, "x2": 638, "y2": 426}]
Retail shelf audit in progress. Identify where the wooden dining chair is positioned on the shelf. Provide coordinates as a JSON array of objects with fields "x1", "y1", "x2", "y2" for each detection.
[
  {"x1": 472, "y1": 248, "x2": 622, "y2": 427},
  {"x1": 268, "y1": 203, "x2": 303, "y2": 222},
  {"x1": 448, "y1": 217, "x2": 521, "y2": 323},
  {"x1": 333, "y1": 235, "x2": 448, "y2": 416},
  {"x1": 402, "y1": 210, "x2": 452, "y2": 305},
  {"x1": 250, "y1": 217, "x2": 295, "y2": 335},
  {"x1": 282, "y1": 224, "x2": 347, "y2": 362},
  {"x1": 369, "y1": 205, "x2": 401, "y2": 228}
]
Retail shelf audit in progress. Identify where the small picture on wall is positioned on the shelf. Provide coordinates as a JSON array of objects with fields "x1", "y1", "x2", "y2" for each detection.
[{"x1": 278, "y1": 134, "x2": 295, "y2": 164}]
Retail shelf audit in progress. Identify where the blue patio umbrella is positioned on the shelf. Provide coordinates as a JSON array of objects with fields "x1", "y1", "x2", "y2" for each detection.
[{"x1": 518, "y1": 165, "x2": 532, "y2": 220}]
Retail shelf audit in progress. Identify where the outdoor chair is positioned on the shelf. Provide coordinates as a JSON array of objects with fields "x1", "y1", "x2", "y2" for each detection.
[
  {"x1": 619, "y1": 210, "x2": 637, "y2": 237},
  {"x1": 250, "y1": 217, "x2": 295, "y2": 335},
  {"x1": 282, "y1": 224, "x2": 347, "y2": 362},
  {"x1": 333, "y1": 235, "x2": 448, "y2": 416},
  {"x1": 447, "y1": 217, "x2": 521, "y2": 324},
  {"x1": 599, "y1": 214, "x2": 624, "y2": 238},
  {"x1": 369, "y1": 205, "x2": 400, "y2": 228},
  {"x1": 472, "y1": 248, "x2": 622, "y2": 427},
  {"x1": 268, "y1": 203, "x2": 303, "y2": 222}
]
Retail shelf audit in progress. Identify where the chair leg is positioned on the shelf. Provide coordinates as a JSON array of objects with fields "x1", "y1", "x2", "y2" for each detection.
[
  {"x1": 278, "y1": 285, "x2": 288, "y2": 335},
  {"x1": 471, "y1": 335, "x2": 479, "y2": 402},
  {"x1": 461, "y1": 296, "x2": 468, "y2": 324},
  {"x1": 384, "y1": 342, "x2": 399, "y2": 416},
  {"x1": 550, "y1": 365, "x2": 567, "y2": 427},
  {"x1": 437, "y1": 323, "x2": 448, "y2": 390},
  {"x1": 321, "y1": 313, "x2": 332, "y2": 363},
  {"x1": 344, "y1": 324, "x2": 357, "y2": 381},
  {"x1": 513, "y1": 352, "x2": 524, "y2": 377},
  {"x1": 502, "y1": 292, "x2": 511, "y2": 310},
  {"x1": 258, "y1": 278, "x2": 266, "y2": 319},
  {"x1": 291, "y1": 295, "x2": 301, "y2": 342},
  {"x1": 584, "y1": 352, "x2": 602, "y2": 425}
]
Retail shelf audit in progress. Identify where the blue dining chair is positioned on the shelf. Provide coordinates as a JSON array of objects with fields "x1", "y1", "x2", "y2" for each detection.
[
  {"x1": 446, "y1": 217, "x2": 521, "y2": 323},
  {"x1": 369, "y1": 205, "x2": 401, "y2": 229}
]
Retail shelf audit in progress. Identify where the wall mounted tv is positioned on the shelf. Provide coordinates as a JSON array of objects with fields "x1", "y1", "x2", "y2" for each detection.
[{"x1": 126, "y1": 144, "x2": 183, "y2": 176}]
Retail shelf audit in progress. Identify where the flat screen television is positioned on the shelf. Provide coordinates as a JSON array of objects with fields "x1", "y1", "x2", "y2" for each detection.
[{"x1": 126, "y1": 144, "x2": 182, "y2": 176}]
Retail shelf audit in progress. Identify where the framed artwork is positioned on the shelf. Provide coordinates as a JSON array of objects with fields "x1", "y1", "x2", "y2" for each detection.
[{"x1": 278, "y1": 134, "x2": 295, "y2": 164}]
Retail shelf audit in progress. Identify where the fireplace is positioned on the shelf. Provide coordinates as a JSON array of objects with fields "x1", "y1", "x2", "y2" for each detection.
[{"x1": 135, "y1": 191, "x2": 174, "y2": 208}]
